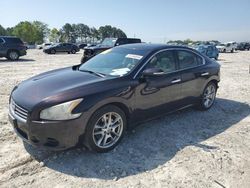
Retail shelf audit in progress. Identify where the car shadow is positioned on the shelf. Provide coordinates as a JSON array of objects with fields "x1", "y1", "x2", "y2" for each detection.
[
  {"x1": 24, "y1": 98, "x2": 250, "y2": 180},
  {"x1": 0, "y1": 58, "x2": 35, "y2": 63}
]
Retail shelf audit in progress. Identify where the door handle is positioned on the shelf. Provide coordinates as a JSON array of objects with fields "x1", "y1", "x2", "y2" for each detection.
[
  {"x1": 171, "y1": 78, "x2": 181, "y2": 84},
  {"x1": 201, "y1": 72, "x2": 209, "y2": 76}
]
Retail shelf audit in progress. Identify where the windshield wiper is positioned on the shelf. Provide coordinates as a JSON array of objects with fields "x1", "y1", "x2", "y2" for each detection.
[{"x1": 79, "y1": 69, "x2": 106, "y2": 78}]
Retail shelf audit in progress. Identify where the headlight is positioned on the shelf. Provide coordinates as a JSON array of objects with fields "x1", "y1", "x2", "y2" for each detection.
[{"x1": 40, "y1": 98, "x2": 83, "y2": 120}]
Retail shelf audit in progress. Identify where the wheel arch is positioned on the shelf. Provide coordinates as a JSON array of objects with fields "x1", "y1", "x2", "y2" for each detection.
[{"x1": 7, "y1": 49, "x2": 20, "y2": 55}]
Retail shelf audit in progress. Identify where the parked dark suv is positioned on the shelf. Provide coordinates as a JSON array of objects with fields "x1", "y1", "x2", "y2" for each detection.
[
  {"x1": 0, "y1": 36, "x2": 27, "y2": 61},
  {"x1": 43, "y1": 43, "x2": 80, "y2": 54},
  {"x1": 81, "y1": 38, "x2": 141, "y2": 63}
]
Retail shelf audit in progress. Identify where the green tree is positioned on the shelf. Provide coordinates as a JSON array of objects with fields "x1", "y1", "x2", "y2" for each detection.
[
  {"x1": 33, "y1": 21, "x2": 50, "y2": 44},
  {"x1": 90, "y1": 27, "x2": 100, "y2": 43},
  {"x1": 60, "y1": 23, "x2": 76, "y2": 43},
  {"x1": 0, "y1": 25, "x2": 6, "y2": 35},
  {"x1": 49, "y1": 28, "x2": 60, "y2": 43},
  {"x1": 12, "y1": 21, "x2": 39, "y2": 44},
  {"x1": 98, "y1": 25, "x2": 126, "y2": 39},
  {"x1": 6, "y1": 27, "x2": 14, "y2": 36},
  {"x1": 74, "y1": 23, "x2": 90, "y2": 42}
]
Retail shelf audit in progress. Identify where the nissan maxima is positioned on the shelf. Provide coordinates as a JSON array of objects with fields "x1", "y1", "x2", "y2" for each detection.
[{"x1": 9, "y1": 44, "x2": 220, "y2": 152}]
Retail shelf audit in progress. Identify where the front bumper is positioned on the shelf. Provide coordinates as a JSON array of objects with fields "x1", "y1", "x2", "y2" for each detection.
[
  {"x1": 8, "y1": 109, "x2": 86, "y2": 150},
  {"x1": 19, "y1": 49, "x2": 27, "y2": 56}
]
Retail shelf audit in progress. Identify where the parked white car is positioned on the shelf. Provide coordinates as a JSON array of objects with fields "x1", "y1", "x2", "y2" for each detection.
[
  {"x1": 37, "y1": 43, "x2": 52, "y2": 50},
  {"x1": 216, "y1": 42, "x2": 237, "y2": 53}
]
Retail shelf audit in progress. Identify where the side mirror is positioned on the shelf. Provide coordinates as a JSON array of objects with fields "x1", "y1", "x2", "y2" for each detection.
[{"x1": 142, "y1": 68, "x2": 165, "y2": 76}]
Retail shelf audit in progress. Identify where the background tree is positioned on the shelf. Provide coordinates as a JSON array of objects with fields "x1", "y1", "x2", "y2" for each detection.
[
  {"x1": 49, "y1": 28, "x2": 60, "y2": 43},
  {"x1": 33, "y1": 21, "x2": 50, "y2": 44},
  {"x1": 5, "y1": 27, "x2": 14, "y2": 36},
  {"x1": 98, "y1": 25, "x2": 127, "y2": 39},
  {"x1": 0, "y1": 25, "x2": 7, "y2": 35},
  {"x1": 12, "y1": 21, "x2": 39, "y2": 44},
  {"x1": 90, "y1": 27, "x2": 100, "y2": 43},
  {"x1": 60, "y1": 23, "x2": 76, "y2": 43}
]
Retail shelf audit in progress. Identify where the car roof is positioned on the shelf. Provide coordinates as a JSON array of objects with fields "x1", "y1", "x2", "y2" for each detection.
[
  {"x1": 0, "y1": 36, "x2": 19, "y2": 39},
  {"x1": 117, "y1": 43, "x2": 193, "y2": 52}
]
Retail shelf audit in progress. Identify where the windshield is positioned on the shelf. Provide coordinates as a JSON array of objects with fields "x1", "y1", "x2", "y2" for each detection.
[
  {"x1": 100, "y1": 38, "x2": 117, "y2": 47},
  {"x1": 79, "y1": 48, "x2": 147, "y2": 77}
]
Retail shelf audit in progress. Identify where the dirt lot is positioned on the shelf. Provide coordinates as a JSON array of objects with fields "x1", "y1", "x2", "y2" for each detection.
[{"x1": 0, "y1": 49, "x2": 249, "y2": 188}]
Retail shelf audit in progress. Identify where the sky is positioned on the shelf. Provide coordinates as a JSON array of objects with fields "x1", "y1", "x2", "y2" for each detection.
[{"x1": 1, "y1": 0, "x2": 250, "y2": 43}]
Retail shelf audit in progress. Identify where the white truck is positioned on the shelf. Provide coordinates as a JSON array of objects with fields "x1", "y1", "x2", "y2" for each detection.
[{"x1": 216, "y1": 42, "x2": 237, "y2": 53}]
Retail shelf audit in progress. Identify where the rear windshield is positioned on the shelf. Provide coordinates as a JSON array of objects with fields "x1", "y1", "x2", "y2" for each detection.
[{"x1": 5, "y1": 37, "x2": 23, "y2": 44}]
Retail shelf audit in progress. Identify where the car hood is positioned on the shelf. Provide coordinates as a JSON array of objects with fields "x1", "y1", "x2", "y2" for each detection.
[{"x1": 11, "y1": 67, "x2": 108, "y2": 110}]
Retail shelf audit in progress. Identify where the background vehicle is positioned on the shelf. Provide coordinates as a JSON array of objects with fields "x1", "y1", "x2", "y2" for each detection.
[
  {"x1": 43, "y1": 43, "x2": 80, "y2": 54},
  {"x1": 81, "y1": 37, "x2": 141, "y2": 63},
  {"x1": 37, "y1": 43, "x2": 52, "y2": 49},
  {"x1": 216, "y1": 42, "x2": 237, "y2": 53},
  {"x1": 236, "y1": 42, "x2": 250, "y2": 51},
  {"x1": 0, "y1": 36, "x2": 27, "y2": 61},
  {"x1": 9, "y1": 44, "x2": 220, "y2": 152},
  {"x1": 196, "y1": 44, "x2": 219, "y2": 60},
  {"x1": 78, "y1": 43, "x2": 87, "y2": 49}
]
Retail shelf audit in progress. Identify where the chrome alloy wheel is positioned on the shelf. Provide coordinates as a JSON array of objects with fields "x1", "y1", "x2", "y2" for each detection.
[
  {"x1": 92, "y1": 112, "x2": 123, "y2": 148},
  {"x1": 203, "y1": 84, "x2": 216, "y2": 108}
]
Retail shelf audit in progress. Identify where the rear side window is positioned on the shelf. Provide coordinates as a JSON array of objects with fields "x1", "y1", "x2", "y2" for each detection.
[
  {"x1": 177, "y1": 50, "x2": 203, "y2": 69},
  {"x1": 5, "y1": 37, "x2": 23, "y2": 44}
]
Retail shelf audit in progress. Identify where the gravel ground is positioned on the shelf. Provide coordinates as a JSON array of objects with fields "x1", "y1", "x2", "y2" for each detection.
[{"x1": 0, "y1": 49, "x2": 249, "y2": 188}]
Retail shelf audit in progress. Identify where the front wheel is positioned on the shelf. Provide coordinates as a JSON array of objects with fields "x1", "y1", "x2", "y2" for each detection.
[
  {"x1": 84, "y1": 105, "x2": 126, "y2": 152},
  {"x1": 50, "y1": 49, "x2": 56, "y2": 54},
  {"x1": 197, "y1": 82, "x2": 217, "y2": 110},
  {"x1": 71, "y1": 49, "x2": 76, "y2": 54}
]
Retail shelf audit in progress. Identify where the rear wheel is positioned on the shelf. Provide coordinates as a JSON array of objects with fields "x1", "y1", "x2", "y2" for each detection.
[
  {"x1": 50, "y1": 49, "x2": 56, "y2": 54},
  {"x1": 7, "y1": 50, "x2": 19, "y2": 61},
  {"x1": 71, "y1": 49, "x2": 76, "y2": 54},
  {"x1": 84, "y1": 105, "x2": 126, "y2": 152},
  {"x1": 197, "y1": 82, "x2": 217, "y2": 110}
]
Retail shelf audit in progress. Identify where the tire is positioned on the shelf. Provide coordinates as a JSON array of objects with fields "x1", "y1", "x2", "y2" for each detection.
[
  {"x1": 196, "y1": 82, "x2": 217, "y2": 111},
  {"x1": 7, "y1": 50, "x2": 20, "y2": 61},
  {"x1": 231, "y1": 49, "x2": 234, "y2": 53},
  {"x1": 215, "y1": 55, "x2": 218, "y2": 60},
  {"x1": 84, "y1": 105, "x2": 127, "y2": 152},
  {"x1": 71, "y1": 49, "x2": 76, "y2": 54},
  {"x1": 223, "y1": 49, "x2": 226, "y2": 53},
  {"x1": 81, "y1": 56, "x2": 88, "y2": 64},
  {"x1": 50, "y1": 49, "x2": 56, "y2": 54}
]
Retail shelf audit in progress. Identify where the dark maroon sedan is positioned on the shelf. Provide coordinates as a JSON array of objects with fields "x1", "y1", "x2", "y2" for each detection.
[{"x1": 9, "y1": 44, "x2": 220, "y2": 152}]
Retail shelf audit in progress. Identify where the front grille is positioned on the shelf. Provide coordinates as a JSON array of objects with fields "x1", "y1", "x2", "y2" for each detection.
[{"x1": 10, "y1": 99, "x2": 28, "y2": 121}]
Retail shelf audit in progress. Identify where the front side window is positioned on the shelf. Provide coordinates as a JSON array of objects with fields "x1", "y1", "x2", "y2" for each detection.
[
  {"x1": 146, "y1": 50, "x2": 176, "y2": 73},
  {"x1": 177, "y1": 50, "x2": 203, "y2": 69}
]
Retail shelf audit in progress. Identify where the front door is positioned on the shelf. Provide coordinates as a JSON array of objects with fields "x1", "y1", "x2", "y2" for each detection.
[{"x1": 134, "y1": 50, "x2": 182, "y2": 121}]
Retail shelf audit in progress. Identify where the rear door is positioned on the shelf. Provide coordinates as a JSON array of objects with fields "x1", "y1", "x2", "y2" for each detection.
[
  {"x1": 0, "y1": 38, "x2": 5, "y2": 56},
  {"x1": 176, "y1": 49, "x2": 208, "y2": 106}
]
